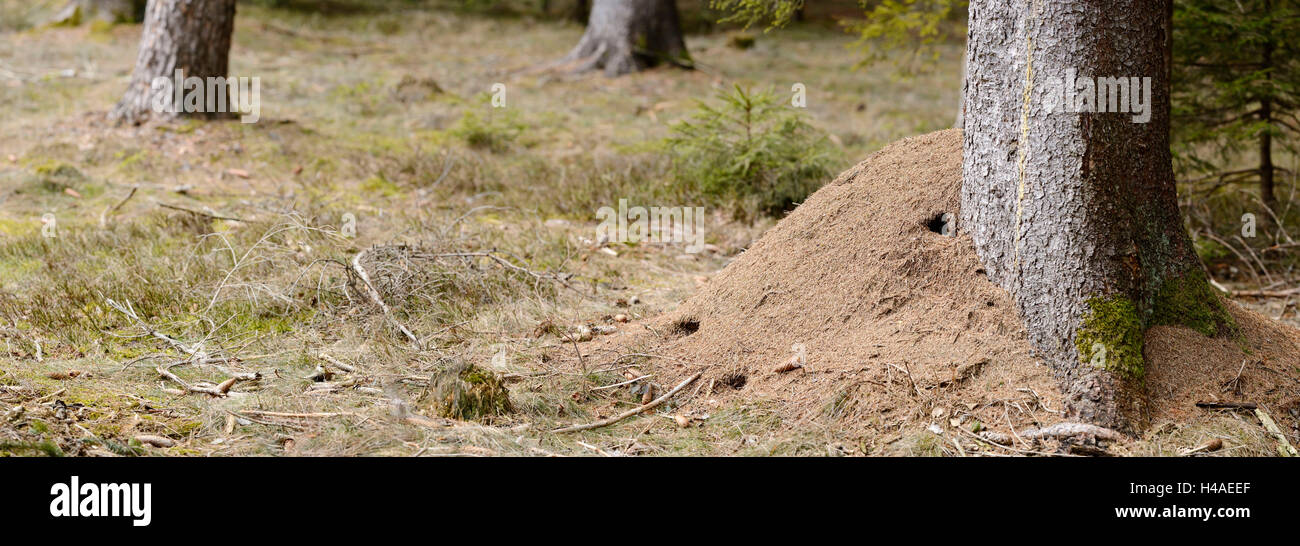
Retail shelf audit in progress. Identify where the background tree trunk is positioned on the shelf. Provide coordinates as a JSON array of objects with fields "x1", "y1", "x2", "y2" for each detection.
[
  {"x1": 1259, "y1": 11, "x2": 1279, "y2": 212},
  {"x1": 108, "y1": 0, "x2": 236, "y2": 125},
  {"x1": 560, "y1": 0, "x2": 690, "y2": 76},
  {"x1": 962, "y1": 0, "x2": 1232, "y2": 430}
]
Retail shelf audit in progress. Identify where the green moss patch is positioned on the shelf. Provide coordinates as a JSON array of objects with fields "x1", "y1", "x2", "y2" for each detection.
[
  {"x1": 1152, "y1": 271, "x2": 1240, "y2": 339},
  {"x1": 1075, "y1": 295, "x2": 1146, "y2": 380},
  {"x1": 428, "y1": 363, "x2": 513, "y2": 423}
]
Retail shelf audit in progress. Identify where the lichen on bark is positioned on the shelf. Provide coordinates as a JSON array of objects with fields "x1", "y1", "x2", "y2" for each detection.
[{"x1": 1074, "y1": 295, "x2": 1146, "y2": 380}]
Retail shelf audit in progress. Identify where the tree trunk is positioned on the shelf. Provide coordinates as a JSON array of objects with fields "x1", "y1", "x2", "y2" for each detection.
[
  {"x1": 1260, "y1": 103, "x2": 1277, "y2": 213},
  {"x1": 108, "y1": 0, "x2": 236, "y2": 125},
  {"x1": 560, "y1": 0, "x2": 690, "y2": 77},
  {"x1": 1259, "y1": 8, "x2": 1279, "y2": 213},
  {"x1": 962, "y1": 0, "x2": 1235, "y2": 431}
]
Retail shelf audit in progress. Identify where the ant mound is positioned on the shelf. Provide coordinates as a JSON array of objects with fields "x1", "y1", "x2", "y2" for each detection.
[{"x1": 603, "y1": 129, "x2": 1300, "y2": 453}]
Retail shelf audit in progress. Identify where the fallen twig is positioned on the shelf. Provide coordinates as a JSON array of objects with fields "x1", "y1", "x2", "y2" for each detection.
[
  {"x1": 591, "y1": 374, "x2": 652, "y2": 391},
  {"x1": 576, "y1": 441, "x2": 614, "y2": 456},
  {"x1": 239, "y1": 410, "x2": 354, "y2": 419},
  {"x1": 956, "y1": 426, "x2": 1080, "y2": 457},
  {"x1": 318, "y1": 352, "x2": 357, "y2": 373},
  {"x1": 158, "y1": 202, "x2": 245, "y2": 223},
  {"x1": 1017, "y1": 422, "x2": 1123, "y2": 442},
  {"x1": 1228, "y1": 287, "x2": 1300, "y2": 298},
  {"x1": 1195, "y1": 400, "x2": 1257, "y2": 410},
  {"x1": 1255, "y1": 408, "x2": 1298, "y2": 457},
  {"x1": 155, "y1": 366, "x2": 226, "y2": 397},
  {"x1": 351, "y1": 248, "x2": 422, "y2": 350},
  {"x1": 553, "y1": 372, "x2": 702, "y2": 434},
  {"x1": 99, "y1": 186, "x2": 137, "y2": 227}
]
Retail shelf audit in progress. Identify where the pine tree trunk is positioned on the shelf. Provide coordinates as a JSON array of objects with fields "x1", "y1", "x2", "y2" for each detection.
[
  {"x1": 108, "y1": 0, "x2": 236, "y2": 125},
  {"x1": 560, "y1": 0, "x2": 690, "y2": 76},
  {"x1": 1260, "y1": 104, "x2": 1277, "y2": 212},
  {"x1": 1259, "y1": 19, "x2": 1279, "y2": 212},
  {"x1": 962, "y1": 0, "x2": 1234, "y2": 430}
]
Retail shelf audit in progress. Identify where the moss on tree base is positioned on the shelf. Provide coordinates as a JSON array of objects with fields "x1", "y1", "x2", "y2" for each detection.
[
  {"x1": 1151, "y1": 270, "x2": 1240, "y2": 339},
  {"x1": 1076, "y1": 295, "x2": 1146, "y2": 379},
  {"x1": 1074, "y1": 271, "x2": 1242, "y2": 381}
]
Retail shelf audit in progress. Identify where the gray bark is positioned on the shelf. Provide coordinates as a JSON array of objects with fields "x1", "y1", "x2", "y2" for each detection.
[
  {"x1": 962, "y1": 0, "x2": 1200, "y2": 429},
  {"x1": 561, "y1": 0, "x2": 690, "y2": 77},
  {"x1": 109, "y1": 0, "x2": 236, "y2": 125}
]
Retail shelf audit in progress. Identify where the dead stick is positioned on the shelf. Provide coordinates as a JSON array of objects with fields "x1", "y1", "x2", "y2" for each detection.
[
  {"x1": 1195, "y1": 401, "x2": 1257, "y2": 410},
  {"x1": 351, "y1": 248, "x2": 421, "y2": 349},
  {"x1": 1230, "y1": 288, "x2": 1300, "y2": 298},
  {"x1": 156, "y1": 366, "x2": 225, "y2": 397},
  {"x1": 1017, "y1": 422, "x2": 1122, "y2": 442},
  {"x1": 1255, "y1": 408, "x2": 1298, "y2": 457},
  {"x1": 158, "y1": 202, "x2": 245, "y2": 223},
  {"x1": 318, "y1": 352, "x2": 357, "y2": 373},
  {"x1": 553, "y1": 372, "x2": 702, "y2": 434},
  {"x1": 591, "y1": 374, "x2": 652, "y2": 391},
  {"x1": 239, "y1": 410, "x2": 353, "y2": 419},
  {"x1": 99, "y1": 186, "x2": 137, "y2": 227}
]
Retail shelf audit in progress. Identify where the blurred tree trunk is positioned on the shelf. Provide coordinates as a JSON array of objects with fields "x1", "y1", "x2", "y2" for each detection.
[
  {"x1": 1258, "y1": 2, "x2": 1279, "y2": 212},
  {"x1": 559, "y1": 0, "x2": 690, "y2": 76},
  {"x1": 109, "y1": 0, "x2": 236, "y2": 125},
  {"x1": 963, "y1": 0, "x2": 1230, "y2": 431}
]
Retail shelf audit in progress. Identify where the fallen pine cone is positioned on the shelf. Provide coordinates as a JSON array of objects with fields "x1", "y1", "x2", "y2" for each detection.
[
  {"x1": 977, "y1": 431, "x2": 1013, "y2": 445},
  {"x1": 216, "y1": 376, "x2": 238, "y2": 394},
  {"x1": 135, "y1": 435, "x2": 175, "y2": 448},
  {"x1": 773, "y1": 357, "x2": 803, "y2": 374},
  {"x1": 1182, "y1": 437, "x2": 1224, "y2": 456}
]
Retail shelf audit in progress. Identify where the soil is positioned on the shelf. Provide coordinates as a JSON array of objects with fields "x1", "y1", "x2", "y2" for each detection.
[{"x1": 587, "y1": 128, "x2": 1300, "y2": 451}]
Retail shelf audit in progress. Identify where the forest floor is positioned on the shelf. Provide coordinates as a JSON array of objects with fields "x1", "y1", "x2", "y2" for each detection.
[{"x1": 1, "y1": 1, "x2": 1297, "y2": 457}]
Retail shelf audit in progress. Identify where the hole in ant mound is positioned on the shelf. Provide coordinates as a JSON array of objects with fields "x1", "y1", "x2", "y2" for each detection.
[
  {"x1": 670, "y1": 317, "x2": 700, "y2": 336},
  {"x1": 927, "y1": 212, "x2": 951, "y2": 235},
  {"x1": 718, "y1": 372, "x2": 747, "y2": 391}
]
